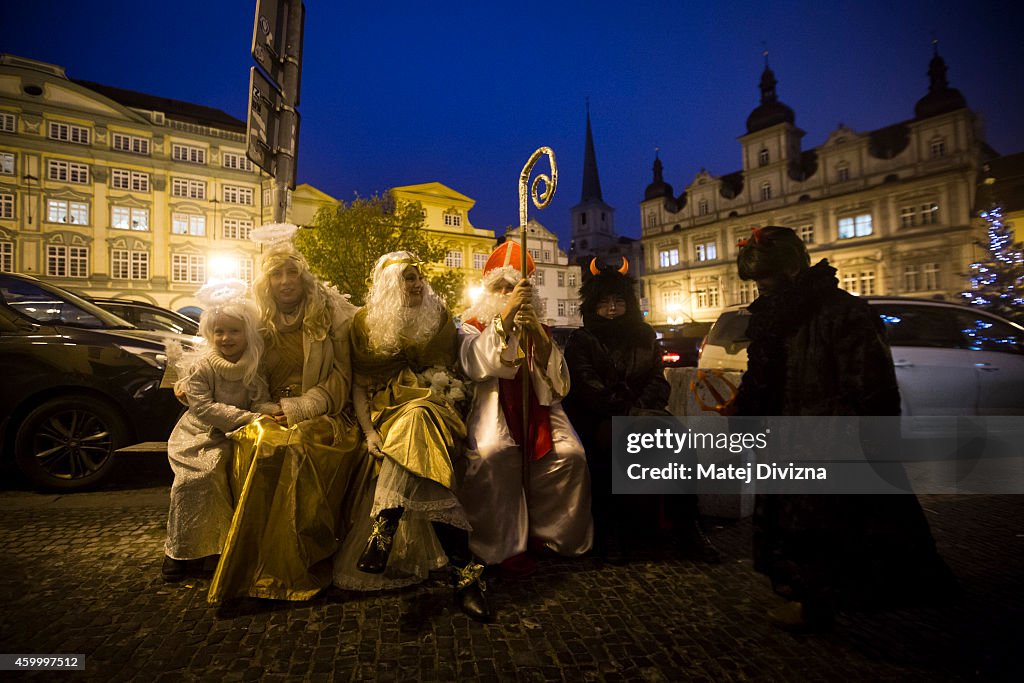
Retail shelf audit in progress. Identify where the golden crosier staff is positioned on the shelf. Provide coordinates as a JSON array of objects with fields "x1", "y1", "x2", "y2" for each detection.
[{"x1": 517, "y1": 147, "x2": 557, "y2": 497}]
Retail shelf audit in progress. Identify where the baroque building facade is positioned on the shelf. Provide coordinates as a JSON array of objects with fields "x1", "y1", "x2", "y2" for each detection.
[
  {"x1": 503, "y1": 219, "x2": 583, "y2": 327},
  {"x1": 640, "y1": 50, "x2": 998, "y2": 325},
  {"x1": 0, "y1": 54, "x2": 269, "y2": 312}
]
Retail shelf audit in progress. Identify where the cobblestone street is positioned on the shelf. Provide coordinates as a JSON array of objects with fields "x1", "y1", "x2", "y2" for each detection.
[{"x1": 0, "y1": 482, "x2": 1020, "y2": 682}]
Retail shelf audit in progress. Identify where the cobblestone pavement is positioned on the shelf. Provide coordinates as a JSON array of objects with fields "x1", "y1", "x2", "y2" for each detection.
[{"x1": 0, "y1": 487, "x2": 1020, "y2": 682}]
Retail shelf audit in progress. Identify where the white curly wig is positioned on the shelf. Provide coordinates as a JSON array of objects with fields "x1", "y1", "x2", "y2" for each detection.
[{"x1": 364, "y1": 251, "x2": 445, "y2": 355}]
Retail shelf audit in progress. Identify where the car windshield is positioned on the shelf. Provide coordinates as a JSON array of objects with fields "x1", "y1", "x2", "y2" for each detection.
[
  {"x1": 707, "y1": 310, "x2": 750, "y2": 346},
  {"x1": 0, "y1": 275, "x2": 135, "y2": 329}
]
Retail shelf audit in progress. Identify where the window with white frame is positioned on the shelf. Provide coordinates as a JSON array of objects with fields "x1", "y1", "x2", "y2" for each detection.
[
  {"x1": 0, "y1": 193, "x2": 13, "y2": 220},
  {"x1": 735, "y1": 279, "x2": 755, "y2": 305},
  {"x1": 111, "y1": 206, "x2": 149, "y2": 231},
  {"x1": 694, "y1": 278, "x2": 720, "y2": 308},
  {"x1": 557, "y1": 300, "x2": 566, "y2": 316},
  {"x1": 661, "y1": 289, "x2": 682, "y2": 312},
  {"x1": 48, "y1": 121, "x2": 90, "y2": 145},
  {"x1": 646, "y1": 211, "x2": 656, "y2": 229},
  {"x1": 444, "y1": 250, "x2": 463, "y2": 268},
  {"x1": 0, "y1": 241, "x2": 13, "y2": 272},
  {"x1": 47, "y1": 199, "x2": 89, "y2": 225},
  {"x1": 0, "y1": 112, "x2": 15, "y2": 133},
  {"x1": 222, "y1": 151, "x2": 253, "y2": 172},
  {"x1": 443, "y1": 212, "x2": 462, "y2": 227},
  {"x1": 171, "y1": 253, "x2": 206, "y2": 283},
  {"x1": 111, "y1": 169, "x2": 149, "y2": 192},
  {"x1": 567, "y1": 271, "x2": 577, "y2": 287},
  {"x1": 694, "y1": 240, "x2": 717, "y2": 262},
  {"x1": 111, "y1": 248, "x2": 149, "y2": 280},
  {"x1": 568, "y1": 302, "x2": 579, "y2": 316},
  {"x1": 838, "y1": 213, "x2": 873, "y2": 239},
  {"x1": 222, "y1": 218, "x2": 254, "y2": 240},
  {"x1": 921, "y1": 202, "x2": 939, "y2": 225},
  {"x1": 172, "y1": 213, "x2": 206, "y2": 236},
  {"x1": 171, "y1": 177, "x2": 206, "y2": 199},
  {"x1": 923, "y1": 263, "x2": 940, "y2": 290},
  {"x1": 223, "y1": 185, "x2": 254, "y2": 205},
  {"x1": 758, "y1": 149, "x2": 769, "y2": 166},
  {"x1": 930, "y1": 138, "x2": 946, "y2": 159},
  {"x1": 900, "y1": 206, "x2": 916, "y2": 228},
  {"x1": 760, "y1": 182, "x2": 772, "y2": 201},
  {"x1": 659, "y1": 248, "x2": 680, "y2": 268},
  {"x1": 528, "y1": 248, "x2": 541, "y2": 261},
  {"x1": 859, "y1": 270, "x2": 876, "y2": 295},
  {"x1": 111, "y1": 133, "x2": 150, "y2": 155},
  {"x1": 172, "y1": 143, "x2": 207, "y2": 165},
  {"x1": 47, "y1": 159, "x2": 89, "y2": 184},
  {"x1": 543, "y1": 250, "x2": 551, "y2": 261},
  {"x1": 0, "y1": 152, "x2": 14, "y2": 175},
  {"x1": 239, "y1": 256, "x2": 254, "y2": 284},
  {"x1": 798, "y1": 224, "x2": 814, "y2": 244},
  {"x1": 841, "y1": 272, "x2": 858, "y2": 293},
  {"x1": 837, "y1": 163, "x2": 850, "y2": 182},
  {"x1": 535, "y1": 269, "x2": 545, "y2": 285},
  {"x1": 557, "y1": 271, "x2": 565, "y2": 287},
  {"x1": 903, "y1": 264, "x2": 919, "y2": 291},
  {"x1": 472, "y1": 252, "x2": 487, "y2": 270},
  {"x1": 46, "y1": 244, "x2": 89, "y2": 278},
  {"x1": 698, "y1": 198, "x2": 709, "y2": 216}
]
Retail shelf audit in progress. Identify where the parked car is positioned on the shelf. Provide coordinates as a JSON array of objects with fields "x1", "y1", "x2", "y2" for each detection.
[
  {"x1": 87, "y1": 297, "x2": 200, "y2": 336},
  {"x1": 655, "y1": 322, "x2": 713, "y2": 367},
  {"x1": 0, "y1": 273, "x2": 185, "y2": 490},
  {"x1": 697, "y1": 297, "x2": 1024, "y2": 429}
]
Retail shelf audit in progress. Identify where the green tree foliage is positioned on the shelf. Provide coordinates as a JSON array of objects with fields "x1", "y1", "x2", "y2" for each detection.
[{"x1": 294, "y1": 193, "x2": 465, "y2": 309}]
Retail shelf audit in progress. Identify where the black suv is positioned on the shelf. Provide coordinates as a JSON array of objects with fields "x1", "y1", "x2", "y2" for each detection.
[
  {"x1": 88, "y1": 298, "x2": 200, "y2": 336},
  {"x1": 0, "y1": 274, "x2": 184, "y2": 490}
]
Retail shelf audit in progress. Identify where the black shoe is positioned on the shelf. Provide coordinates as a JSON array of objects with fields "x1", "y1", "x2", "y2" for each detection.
[
  {"x1": 677, "y1": 521, "x2": 722, "y2": 564},
  {"x1": 357, "y1": 515, "x2": 398, "y2": 574},
  {"x1": 452, "y1": 563, "x2": 493, "y2": 623},
  {"x1": 162, "y1": 555, "x2": 187, "y2": 582}
]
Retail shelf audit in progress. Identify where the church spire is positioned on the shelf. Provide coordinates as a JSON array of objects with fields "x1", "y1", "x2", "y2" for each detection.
[{"x1": 580, "y1": 102, "x2": 603, "y2": 202}]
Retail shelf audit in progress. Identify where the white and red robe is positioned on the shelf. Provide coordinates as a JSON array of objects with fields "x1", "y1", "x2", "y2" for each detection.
[{"x1": 457, "y1": 317, "x2": 593, "y2": 565}]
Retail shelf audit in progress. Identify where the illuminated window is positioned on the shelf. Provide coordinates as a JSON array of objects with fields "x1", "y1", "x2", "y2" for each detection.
[
  {"x1": 47, "y1": 199, "x2": 89, "y2": 225},
  {"x1": 0, "y1": 193, "x2": 13, "y2": 220},
  {"x1": 111, "y1": 206, "x2": 149, "y2": 231},
  {"x1": 838, "y1": 213, "x2": 872, "y2": 239},
  {"x1": 694, "y1": 241, "x2": 717, "y2": 262},
  {"x1": 0, "y1": 152, "x2": 15, "y2": 175},
  {"x1": 659, "y1": 248, "x2": 680, "y2": 268},
  {"x1": 171, "y1": 213, "x2": 206, "y2": 236}
]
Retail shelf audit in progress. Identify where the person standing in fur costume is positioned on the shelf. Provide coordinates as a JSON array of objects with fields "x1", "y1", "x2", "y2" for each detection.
[
  {"x1": 458, "y1": 242, "x2": 593, "y2": 575},
  {"x1": 733, "y1": 225, "x2": 958, "y2": 631},
  {"x1": 562, "y1": 259, "x2": 720, "y2": 563}
]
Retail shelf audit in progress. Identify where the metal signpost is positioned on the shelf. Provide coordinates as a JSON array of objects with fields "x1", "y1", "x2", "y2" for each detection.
[{"x1": 246, "y1": 0, "x2": 305, "y2": 223}]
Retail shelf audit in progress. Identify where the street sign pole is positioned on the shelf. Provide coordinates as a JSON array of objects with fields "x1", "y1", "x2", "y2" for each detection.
[
  {"x1": 272, "y1": 0, "x2": 303, "y2": 223},
  {"x1": 247, "y1": 0, "x2": 304, "y2": 223}
]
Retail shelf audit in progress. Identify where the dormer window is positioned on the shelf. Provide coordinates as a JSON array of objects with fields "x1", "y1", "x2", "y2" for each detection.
[
  {"x1": 836, "y1": 163, "x2": 850, "y2": 182},
  {"x1": 698, "y1": 198, "x2": 709, "y2": 216},
  {"x1": 760, "y1": 182, "x2": 772, "y2": 201},
  {"x1": 930, "y1": 138, "x2": 946, "y2": 159},
  {"x1": 758, "y1": 149, "x2": 769, "y2": 167},
  {"x1": 443, "y1": 211, "x2": 462, "y2": 227}
]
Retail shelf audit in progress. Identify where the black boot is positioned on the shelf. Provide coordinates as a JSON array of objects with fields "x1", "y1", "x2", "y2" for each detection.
[
  {"x1": 677, "y1": 520, "x2": 722, "y2": 564},
  {"x1": 452, "y1": 562, "x2": 493, "y2": 623},
  {"x1": 357, "y1": 508, "x2": 402, "y2": 574},
  {"x1": 161, "y1": 555, "x2": 187, "y2": 582}
]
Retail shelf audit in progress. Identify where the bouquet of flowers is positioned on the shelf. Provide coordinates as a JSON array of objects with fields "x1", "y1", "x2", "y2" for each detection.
[{"x1": 416, "y1": 365, "x2": 474, "y2": 415}]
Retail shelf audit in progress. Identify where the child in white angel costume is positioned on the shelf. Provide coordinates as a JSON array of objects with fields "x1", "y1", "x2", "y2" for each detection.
[{"x1": 162, "y1": 280, "x2": 279, "y2": 582}]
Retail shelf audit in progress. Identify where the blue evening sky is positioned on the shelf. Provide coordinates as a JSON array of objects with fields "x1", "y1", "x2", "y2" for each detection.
[{"x1": 3, "y1": 1, "x2": 1022, "y2": 246}]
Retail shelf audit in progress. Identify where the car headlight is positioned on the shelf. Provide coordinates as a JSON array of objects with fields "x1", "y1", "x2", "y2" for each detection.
[{"x1": 117, "y1": 344, "x2": 168, "y2": 370}]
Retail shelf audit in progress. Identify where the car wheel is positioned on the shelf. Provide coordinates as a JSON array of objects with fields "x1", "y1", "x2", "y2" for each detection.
[{"x1": 14, "y1": 396, "x2": 129, "y2": 490}]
